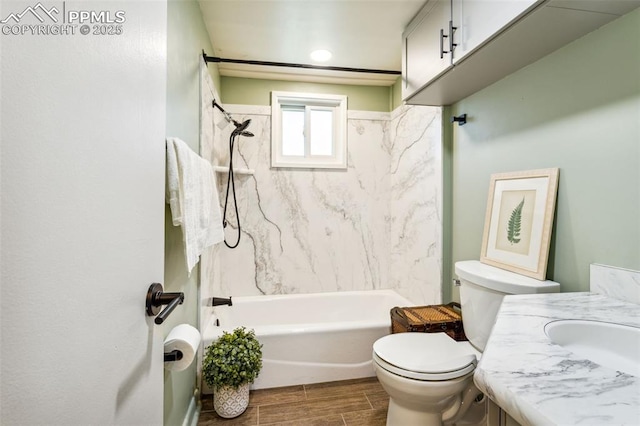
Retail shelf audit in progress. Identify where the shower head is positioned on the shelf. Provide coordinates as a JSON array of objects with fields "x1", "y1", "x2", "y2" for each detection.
[
  {"x1": 234, "y1": 118, "x2": 251, "y2": 133},
  {"x1": 231, "y1": 119, "x2": 253, "y2": 137}
]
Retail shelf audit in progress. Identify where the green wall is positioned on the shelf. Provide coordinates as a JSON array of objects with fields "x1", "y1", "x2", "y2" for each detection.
[
  {"x1": 165, "y1": 0, "x2": 219, "y2": 424},
  {"x1": 221, "y1": 76, "x2": 393, "y2": 112},
  {"x1": 448, "y1": 9, "x2": 640, "y2": 300},
  {"x1": 391, "y1": 77, "x2": 403, "y2": 111}
]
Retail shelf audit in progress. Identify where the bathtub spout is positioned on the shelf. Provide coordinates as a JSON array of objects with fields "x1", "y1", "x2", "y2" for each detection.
[{"x1": 211, "y1": 296, "x2": 232, "y2": 307}]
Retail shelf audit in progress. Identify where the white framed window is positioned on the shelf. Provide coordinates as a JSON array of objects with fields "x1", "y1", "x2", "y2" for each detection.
[{"x1": 271, "y1": 91, "x2": 347, "y2": 169}]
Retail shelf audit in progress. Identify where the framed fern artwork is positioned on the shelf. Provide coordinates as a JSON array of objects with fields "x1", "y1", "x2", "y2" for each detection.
[{"x1": 480, "y1": 168, "x2": 559, "y2": 280}]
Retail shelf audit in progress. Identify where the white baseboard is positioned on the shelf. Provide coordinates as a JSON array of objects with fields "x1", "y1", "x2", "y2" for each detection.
[{"x1": 182, "y1": 394, "x2": 200, "y2": 426}]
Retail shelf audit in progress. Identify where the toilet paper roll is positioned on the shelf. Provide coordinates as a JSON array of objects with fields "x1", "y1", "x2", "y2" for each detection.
[{"x1": 164, "y1": 324, "x2": 201, "y2": 372}]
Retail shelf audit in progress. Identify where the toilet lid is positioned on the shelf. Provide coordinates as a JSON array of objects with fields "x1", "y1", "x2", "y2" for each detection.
[{"x1": 373, "y1": 333, "x2": 479, "y2": 381}]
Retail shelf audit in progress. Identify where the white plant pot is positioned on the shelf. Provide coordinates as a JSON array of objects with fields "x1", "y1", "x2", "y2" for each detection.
[{"x1": 213, "y1": 383, "x2": 250, "y2": 419}]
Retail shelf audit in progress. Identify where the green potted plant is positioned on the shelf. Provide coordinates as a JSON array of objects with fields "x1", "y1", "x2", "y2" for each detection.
[{"x1": 202, "y1": 327, "x2": 263, "y2": 418}]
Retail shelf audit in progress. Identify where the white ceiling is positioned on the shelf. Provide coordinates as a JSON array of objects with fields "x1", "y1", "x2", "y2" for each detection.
[{"x1": 198, "y1": 0, "x2": 426, "y2": 86}]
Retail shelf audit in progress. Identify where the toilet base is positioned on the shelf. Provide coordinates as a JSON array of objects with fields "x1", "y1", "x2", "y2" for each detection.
[
  {"x1": 374, "y1": 359, "x2": 484, "y2": 426},
  {"x1": 386, "y1": 395, "x2": 487, "y2": 426},
  {"x1": 387, "y1": 398, "x2": 445, "y2": 426},
  {"x1": 449, "y1": 396, "x2": 487, "y2": 426}
]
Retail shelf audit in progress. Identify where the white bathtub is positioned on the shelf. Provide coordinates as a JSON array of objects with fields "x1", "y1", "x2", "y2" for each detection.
[{"x1": 201, "y1": 289, "x2": 413, "y2": 391}]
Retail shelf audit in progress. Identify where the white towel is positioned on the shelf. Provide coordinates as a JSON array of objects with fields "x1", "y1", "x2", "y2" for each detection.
[{"x1": 166, "y1": 137, "x2": 224, "y2": 275}]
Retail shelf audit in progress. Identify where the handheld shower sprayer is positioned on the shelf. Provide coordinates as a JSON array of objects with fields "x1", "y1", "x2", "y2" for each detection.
[
  {"x1": 231, "y1": 119, "x2": 254, "y2": 138},
  {"x1": 234, "y1": 118, "x2": 252, "y2": 133},
  {"x1": 212, "y1": 99, "x2": 254, "y2": 249}
]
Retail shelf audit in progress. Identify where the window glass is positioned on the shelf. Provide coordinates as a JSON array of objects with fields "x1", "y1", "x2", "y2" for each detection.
[
  {"x1": 281, "y1": 107, "x2": 305, "y2": 157},
  {"x1": 309, "y1": 109, "x2": 333, "y2": 156}
]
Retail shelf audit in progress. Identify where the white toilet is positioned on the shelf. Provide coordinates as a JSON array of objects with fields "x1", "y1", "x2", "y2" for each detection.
[{"x1": 373, "y1": 260, "x2": 560, "y2": 426}]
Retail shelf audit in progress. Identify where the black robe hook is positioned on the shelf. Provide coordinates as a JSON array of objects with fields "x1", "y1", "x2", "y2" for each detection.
[{"x1": 451, "y1": 114, "x2": 467, "y2": 126}]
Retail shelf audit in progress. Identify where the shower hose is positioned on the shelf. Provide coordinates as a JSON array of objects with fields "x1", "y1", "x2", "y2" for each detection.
[{"x1": 222, "y1": 130, "x2": 242, "y2": 249}]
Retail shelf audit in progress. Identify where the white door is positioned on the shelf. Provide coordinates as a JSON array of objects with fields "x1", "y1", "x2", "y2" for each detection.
[{"x1": 0, "y1": 1, "x2": 167, "y2": 424}]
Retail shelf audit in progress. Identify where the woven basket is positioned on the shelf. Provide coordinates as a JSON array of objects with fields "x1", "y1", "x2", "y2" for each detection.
[{"x1": 390, "y1": 302, "x2": 467, "y2": 341}]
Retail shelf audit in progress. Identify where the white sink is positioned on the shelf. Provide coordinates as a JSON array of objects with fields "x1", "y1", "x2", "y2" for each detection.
[{"x1": 544, "y1": 319, "x2": 640, "y2": 377}]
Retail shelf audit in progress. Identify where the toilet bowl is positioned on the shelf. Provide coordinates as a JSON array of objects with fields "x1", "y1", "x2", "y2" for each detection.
[
  {"x1": 373, "y1": 260, "x2": 561, "y2": 426},
  {"x1": 373, "y1": 332, "x2": 482, "y2": 426}
]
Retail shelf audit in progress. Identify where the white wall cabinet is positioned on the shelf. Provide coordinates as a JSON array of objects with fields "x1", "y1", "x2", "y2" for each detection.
[
  {"x1": 451, "y1": 0, "x2": 539, "y2": 61},
  {"x1": 402, "y1": 0, "x2": 539, "y2": 101},
  {"x1": 403, "y1": 0, "x2": 453, "y2": 99},
  {"x1": 403, "y1": 0, "x2": 640, "y2": 105}
]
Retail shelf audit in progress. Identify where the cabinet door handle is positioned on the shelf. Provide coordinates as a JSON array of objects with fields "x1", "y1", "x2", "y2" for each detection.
[
  {"x1": 440, "y1": 21, "x2": 457, "y2": 59},
  {"x1": 449, "y1": 20, "x2": 458, "y2": 58}
]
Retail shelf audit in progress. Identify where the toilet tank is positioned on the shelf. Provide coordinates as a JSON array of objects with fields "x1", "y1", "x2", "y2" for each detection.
[{"x1": 455, "y1": 260, "x2": 560, "y2": 351}]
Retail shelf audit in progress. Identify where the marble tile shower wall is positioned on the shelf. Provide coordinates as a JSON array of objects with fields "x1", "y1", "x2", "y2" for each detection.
[
  {"x1": 202, "y1": 104, "x2": 442, "y2": 305},
  {"x1": 199, "y1": 63, "x2": 221, "y2": 334}
]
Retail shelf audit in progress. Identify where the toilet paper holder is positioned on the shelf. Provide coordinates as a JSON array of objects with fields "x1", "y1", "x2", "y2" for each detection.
[
  {"x1": 146, "y1": 283, "x2": 185, "y2": 325},
  {"x1": 164, "y1": 349, "x2": 183, "y2": 362}
]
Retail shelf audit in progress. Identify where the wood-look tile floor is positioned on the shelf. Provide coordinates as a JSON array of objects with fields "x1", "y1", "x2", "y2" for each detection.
[{"x1": 198, "y1": 377, "x2": 389, "y2": 426}]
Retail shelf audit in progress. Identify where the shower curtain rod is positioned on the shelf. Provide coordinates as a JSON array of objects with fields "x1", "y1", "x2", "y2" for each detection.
[{"x1": 202, "y1": 52, "x2": 401, "y2": 75}]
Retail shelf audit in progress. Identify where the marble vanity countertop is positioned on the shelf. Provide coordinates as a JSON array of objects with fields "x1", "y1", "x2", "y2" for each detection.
[{"x1": 474, "y1": 292, "x2": 640, "y2": 426}]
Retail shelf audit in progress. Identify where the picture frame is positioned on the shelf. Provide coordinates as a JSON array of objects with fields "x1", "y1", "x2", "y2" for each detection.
[{"x1": 480, "y1": 168, "x2": 559, "y2": 280}]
